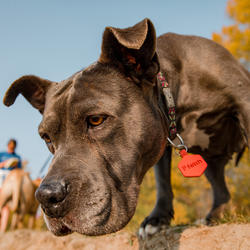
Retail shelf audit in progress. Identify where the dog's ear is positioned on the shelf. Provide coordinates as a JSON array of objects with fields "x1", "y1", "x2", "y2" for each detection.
[
  {"x1": 3, "y1": 75, "x2": 52, "y2": 114},
  {"x1": 99, "y1": 18, "x2": 159, "y2": 85}
]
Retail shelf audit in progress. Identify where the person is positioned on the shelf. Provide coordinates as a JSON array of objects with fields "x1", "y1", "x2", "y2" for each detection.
[{"x1": 0, "y1": 139, "x2": 22, "y2": 233}]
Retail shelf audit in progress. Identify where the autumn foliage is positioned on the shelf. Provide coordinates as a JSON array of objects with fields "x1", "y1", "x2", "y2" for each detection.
[{"x1": 213, "y1": 0, "x2": 250, "y2": 69}]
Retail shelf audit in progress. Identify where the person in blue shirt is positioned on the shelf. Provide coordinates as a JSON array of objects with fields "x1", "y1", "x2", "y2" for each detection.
[{"x1": 0, "y1": 139, "x2": 22, "y2": 233}]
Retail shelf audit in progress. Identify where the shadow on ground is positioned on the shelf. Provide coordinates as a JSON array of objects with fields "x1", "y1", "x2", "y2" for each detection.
[{"x1": 138, "y1": 223, "x2": 250, "y2": 250}]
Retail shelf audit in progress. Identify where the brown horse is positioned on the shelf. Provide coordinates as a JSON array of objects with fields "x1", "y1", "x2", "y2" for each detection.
[{"x1": 0, "y1": 169, "x2": 41, "y2": 229}]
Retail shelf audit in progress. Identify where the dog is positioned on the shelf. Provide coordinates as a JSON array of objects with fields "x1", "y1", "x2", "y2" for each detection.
[
  {"x1": 0, "y1": 169, "x2": 41, "y2": 229},
  {"x1": 3, "y1": 18, "x2": 249, "y2": 237}
]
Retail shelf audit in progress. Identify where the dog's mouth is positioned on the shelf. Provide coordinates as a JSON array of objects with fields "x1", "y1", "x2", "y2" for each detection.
[
  {"x1": 94, "y1": 197, "x2": 112, "y2": 226},
  {"x1": 42, "y1": 185, "x2": 139, "y2": 237},
  {"x1": 43, "y1": 203, "x2": 113, "y2": 236},
  {"x1": 44, "y1": 216, "x2": 73, "y2": 236},
  {"x1": 44, "y1": 207, "x2": 112, "y2": 237},
  {"x1": 42, "y1": 193, "x2": 116, "y2": 236},
  {"x1": 59, "y1": 223, "x2": 72, "y2": 235}
]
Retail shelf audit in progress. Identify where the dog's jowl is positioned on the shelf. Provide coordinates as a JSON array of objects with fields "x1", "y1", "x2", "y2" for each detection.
[{"x1": 3, "y1": 19, "x2": 250, "y2": 237}]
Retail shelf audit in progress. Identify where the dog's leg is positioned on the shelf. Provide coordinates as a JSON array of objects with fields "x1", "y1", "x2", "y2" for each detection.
[
  {"x1": 28, "y1": 214, "x2": 35, "y2": 229},
  {"x1": 203, "y1": 156, "x2": 230, "y2": 223},
  {"x1": 10, "y1": 212, "x2": 18, "y2": 230},
  {"x1": 17, "y1": 219, "x2": 24, "y2": 229},
  {"x1": 139, "y1": 146, "x2": 173, "y2": 239}
]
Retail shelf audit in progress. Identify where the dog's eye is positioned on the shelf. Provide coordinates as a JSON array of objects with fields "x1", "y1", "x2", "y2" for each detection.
[
  {"x1": 42, "y1": 134, "x2": 51, "y2": 143},
  {"x1": 88, "y1": 116, "x2": 106, "y2": 127}
]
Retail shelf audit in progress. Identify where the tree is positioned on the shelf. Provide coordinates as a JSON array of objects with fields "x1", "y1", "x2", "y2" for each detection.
[{"x1": 213, "y1": 0, "x2": 250, "y2": 69}]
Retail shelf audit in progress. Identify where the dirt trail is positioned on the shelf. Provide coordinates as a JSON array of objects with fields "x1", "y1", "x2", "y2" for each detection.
[
  {"x1": 0, "y1": 229, "x2": 138, "y2": 250},
  {"x1": 0, "y1": 224, "x2": 250, "y2": 250}
]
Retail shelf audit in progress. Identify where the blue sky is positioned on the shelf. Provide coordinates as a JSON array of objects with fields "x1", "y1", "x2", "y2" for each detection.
[{"x1": 0, "y1": 0, "x2": 231, "y2": 179}]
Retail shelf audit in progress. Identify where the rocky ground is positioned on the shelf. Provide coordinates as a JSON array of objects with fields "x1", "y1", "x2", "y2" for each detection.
[{"x1": 0, "y1": 223, "x2": 250, "y2": 250}]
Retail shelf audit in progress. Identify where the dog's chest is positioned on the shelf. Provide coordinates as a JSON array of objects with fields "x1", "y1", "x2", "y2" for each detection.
[
  {"x1": 173, "y1": 119, "x2": 212, "y2": 151},
  {"x1": 172, "y1": 109, "x2": 245, "y2": 158}
]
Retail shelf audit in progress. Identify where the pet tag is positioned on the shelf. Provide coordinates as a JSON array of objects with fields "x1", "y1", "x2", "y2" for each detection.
[{"x1": 178, "y1": 149, "x2": 207, "y2": 177}]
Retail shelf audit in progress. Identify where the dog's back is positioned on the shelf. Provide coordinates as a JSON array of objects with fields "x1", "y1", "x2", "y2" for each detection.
[{"x1": 156, "y1": 33, "x2": 249, "y2": 159}]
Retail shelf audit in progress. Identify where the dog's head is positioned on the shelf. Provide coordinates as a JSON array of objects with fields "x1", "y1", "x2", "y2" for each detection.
[{"x1": 3, "y1": 19, "x2": 168, "y2": 236}]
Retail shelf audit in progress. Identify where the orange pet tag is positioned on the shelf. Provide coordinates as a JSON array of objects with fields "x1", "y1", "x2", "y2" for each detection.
[{"x1": 178, "y1": 149, "x2": 207, "y2": 177}]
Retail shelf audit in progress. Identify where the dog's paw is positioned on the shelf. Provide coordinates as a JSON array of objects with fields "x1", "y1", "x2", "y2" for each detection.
[
  {"x1": 139, "y1": 216, "x2": 169, "y2": 240},
  {"x1": 194, "y1": 218, "x2": 206, "y2": 226}
]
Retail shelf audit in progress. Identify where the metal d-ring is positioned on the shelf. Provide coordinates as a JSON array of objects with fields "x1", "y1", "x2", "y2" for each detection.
[{"x1": 167, "y1": 133, "x2": 188, "y2": 156}]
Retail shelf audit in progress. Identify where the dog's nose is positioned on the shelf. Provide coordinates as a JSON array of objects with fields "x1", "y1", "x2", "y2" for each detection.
[{"x1": 35, "y1": 181, "x2": 68, "y2": 216}]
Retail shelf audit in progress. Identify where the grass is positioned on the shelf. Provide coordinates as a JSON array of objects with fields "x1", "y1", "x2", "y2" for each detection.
[{"x1": 216, "y1": 212, "x2": 250, "y2": 225}]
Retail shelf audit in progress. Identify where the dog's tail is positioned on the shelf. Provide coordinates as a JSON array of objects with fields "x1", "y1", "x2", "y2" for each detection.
[
  {"x1": 235, "y1": 145, "x2": 246, "y2": 167},
  {"x1": 237, "y1": 66, "x2": 250, "y2": 158},
  {"x1": 238, "y1": 114, "x2": 250, "y2": 161}
]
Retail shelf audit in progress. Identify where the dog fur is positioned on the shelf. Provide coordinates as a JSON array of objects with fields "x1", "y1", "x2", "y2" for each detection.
[{"x1": 3, "y1": 19, "x2": 250, "y2": 237}]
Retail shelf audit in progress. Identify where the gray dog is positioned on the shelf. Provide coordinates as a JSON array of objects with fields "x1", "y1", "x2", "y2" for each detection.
[{"x1": 3, "y1": 19, "x2": 249, "y2": 238}]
